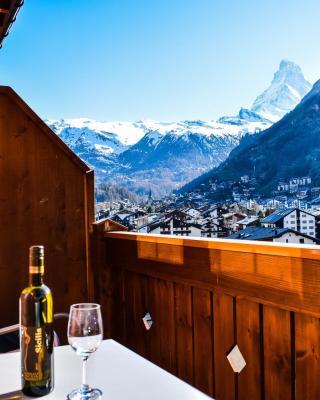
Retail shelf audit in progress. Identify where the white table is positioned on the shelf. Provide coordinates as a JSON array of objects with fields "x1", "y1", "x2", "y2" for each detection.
[{"x1": 0, "y1": 340, "x2": 212, "y2": 399}]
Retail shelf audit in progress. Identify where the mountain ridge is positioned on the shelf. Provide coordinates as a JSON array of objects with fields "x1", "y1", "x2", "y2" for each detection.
[
  {"x1": 47, "y1": 59, "x2": 311, "y2": 197},
  {"x1": 180, "y1": 78, "x2": 320, "y2": 197}
]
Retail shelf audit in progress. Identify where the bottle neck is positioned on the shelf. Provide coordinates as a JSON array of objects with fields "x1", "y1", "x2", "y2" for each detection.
[
  {"x1": 29, "y1": 272, "x2": 44, "y2": 287},
  {"x1": 28, "y1": 260, "x2": 44, "y2": 287},
  {"x1": 28, "y1": 246, "x2": 45, "y2": 287}
]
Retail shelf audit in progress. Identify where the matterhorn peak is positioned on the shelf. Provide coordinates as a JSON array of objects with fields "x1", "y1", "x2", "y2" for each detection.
[
  {"x1": 273, "y1": 59, "x2": 305, "y2": 86},
  {"x1": 251, "y1": 59, "x2": 312, "y2": 122},
  {"x1": 279, "y1": 59, "x2": 300, "y2": 70}
]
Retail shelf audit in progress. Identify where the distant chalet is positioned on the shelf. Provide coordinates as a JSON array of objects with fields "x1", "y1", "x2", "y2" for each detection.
[
  {"x1": 148, "y1": 216, "x2": 202, "y2": 237},
  {"x1": 261, "y1": 208, "x2": 316, "y2": 238},
  {"x1": 229, "y1": 208, "x2": 318, "y2": 244},
  {"x1": 228, "y1": 226, "x2": 318, "y2": 245}
]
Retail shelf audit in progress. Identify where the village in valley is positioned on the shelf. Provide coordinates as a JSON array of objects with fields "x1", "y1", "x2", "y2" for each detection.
[{"x1": 95, "y1": 175, "x2": 320, "y2": 245}]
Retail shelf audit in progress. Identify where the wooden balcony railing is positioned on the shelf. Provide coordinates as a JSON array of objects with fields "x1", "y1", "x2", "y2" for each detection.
[{"x1": 92, "y1": 221, "x2": 320, "y2": 400}]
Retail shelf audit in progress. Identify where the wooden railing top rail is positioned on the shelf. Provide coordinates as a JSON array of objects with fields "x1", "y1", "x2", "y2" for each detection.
[
  {"x1": 105, "y1": 231, "x2": 320, "y2": 260},
  {"x1": 103, "y1": 230, "x2": 320, "y2": 317}
]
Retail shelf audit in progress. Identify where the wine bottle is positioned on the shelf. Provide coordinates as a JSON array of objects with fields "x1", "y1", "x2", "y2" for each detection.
[{"x1": 19, "y1": 245, "x2": 54, "y2": 396}]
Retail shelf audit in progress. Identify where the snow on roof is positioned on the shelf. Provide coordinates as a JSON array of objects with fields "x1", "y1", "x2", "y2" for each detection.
[
  {"x1": 228, "y1": 227, "x2": 316, "y2": 241},
  {"x1": 237, "y1": 216, "x2": 260, "y2": 225}
]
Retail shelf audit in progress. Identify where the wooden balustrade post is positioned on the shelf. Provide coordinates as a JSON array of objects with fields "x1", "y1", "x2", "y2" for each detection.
[{"x1": 91, "y1": 219, "x2": 127, "y2": 338}]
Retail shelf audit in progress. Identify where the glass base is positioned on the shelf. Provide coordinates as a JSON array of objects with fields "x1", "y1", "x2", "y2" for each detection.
[{"x1": 67, "y1": 387, "x2": 103, "y2": 400}]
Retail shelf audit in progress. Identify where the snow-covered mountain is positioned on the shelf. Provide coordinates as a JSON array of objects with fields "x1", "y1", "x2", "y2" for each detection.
[
  {"x1": 47, "y1": 59, "x2": 312, "y2": 197},
  {"x1": 48, "y1": 117, "x2": 268, "y2": 197},
  {"x1": 48, "y1": 119, "x2": 150, "y2": 172},
  {"x1": 115, "y1": 119, "x2": 268, "y2": 196},
  {"x1": 181, "y1": 78, "x2": 320, "y2": 197},
  {"x1": 251, "y1": 59, "x2": 311, "y2": 122}
]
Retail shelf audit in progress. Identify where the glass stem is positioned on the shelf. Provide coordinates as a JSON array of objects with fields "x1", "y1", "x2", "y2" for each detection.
[{"x1": 81, "y1": 356, "x2": 90, "y2": 394}]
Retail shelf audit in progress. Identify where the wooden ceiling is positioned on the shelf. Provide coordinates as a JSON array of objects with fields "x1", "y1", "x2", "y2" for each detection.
[{"x1": 0, "y1": 0, "x2": 23, "y2": 47}]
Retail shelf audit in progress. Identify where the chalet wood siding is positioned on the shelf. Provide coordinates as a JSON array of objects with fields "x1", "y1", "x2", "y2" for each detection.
[
  {"x1": 0, "y1": 87, "x2": 94, "y2": 329},
  {"x1": 94, "y1": 230, "x2": 320, "y2": 399}
]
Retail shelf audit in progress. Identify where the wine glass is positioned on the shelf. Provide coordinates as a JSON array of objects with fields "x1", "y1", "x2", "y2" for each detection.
[{"x1": 67, "y1": 303, "x2": 103, "y2": 399}]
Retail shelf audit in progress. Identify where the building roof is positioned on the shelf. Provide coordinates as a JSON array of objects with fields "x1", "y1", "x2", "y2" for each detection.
[
  {"x1": 228, "y1": 226, "x2": 317, "y2": 242},
  {"x1": 229, "y1": 227, "x2": 289, "y2": 240},
  {"x1": 201, "y1": 219, "x2": 220, "y2": 227},
  {"x1": 310, "y1": 196, "x2": 320, "y2": 205},
  {"x1": 261, "y1": 208, "x2": 296, "y2": 224},
  {"x1": 148, "y1": 216, "x2": 202, "y2": 232},
  {"x1": 0, "y1": 0, "x2": 23, "y2": 47},
  {"x1": 223, "y1": 212, "x2": 247, "y2": 219},
  {"x1": 237, "y1": 216, "x2": 260, "y2": 225}
]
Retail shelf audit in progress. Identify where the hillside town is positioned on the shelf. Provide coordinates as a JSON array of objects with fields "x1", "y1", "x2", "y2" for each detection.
[{"x1": 95, "y1": 175, "x2": 320, "y2": 245}]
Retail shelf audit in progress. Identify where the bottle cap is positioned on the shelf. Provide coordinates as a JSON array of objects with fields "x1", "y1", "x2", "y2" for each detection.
[{"x1": 29, "y1": 246, "x2": 44, "y2": 274}]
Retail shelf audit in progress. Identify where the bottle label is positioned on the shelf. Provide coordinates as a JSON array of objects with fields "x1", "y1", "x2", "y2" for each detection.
[
  {"x1": 21, "y1": 325, "x2": 53, "y2": 382},
  {"x1": 29, "y1": 266, "x2": 44, "y2": 274}
]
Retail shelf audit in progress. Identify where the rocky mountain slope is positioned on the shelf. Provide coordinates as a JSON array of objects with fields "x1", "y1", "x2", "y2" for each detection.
[
  {"x1": 181, "y1": 79, "x2": 320, "y2": 197},
  {"x1": 48, "y1": 118, "x2": 268, "y2": 197}
]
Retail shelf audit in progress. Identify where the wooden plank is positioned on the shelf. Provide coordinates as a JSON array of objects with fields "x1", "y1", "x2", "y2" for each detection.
[
  {"x1": 123, "y1": 270, "x2": 148, "y2": 358},
  {"x1": 105, "y1": 231, "x2": 320, "y2": 260},
  {"x1": 147, "y1": 277, "x2": 176, "y2": 374},
  {"x1": 193, "y1": 288, "x2": 213, "y2": 397},
  {"x1": 237, "y1": 298, "x2": 261, "y2": 400},
  {"x1": 263, "y1": 305, "x2": 292, "y2": 400},
  {"x1": 214, "y1": 292, "x2": 235, "y2": 400},
  {"x1": 91, "y1": 218, "x2": 128, "y2": 339},
  {"x1": 92, "y1": 221, "x2": 114, "y2": 338},
  {"x1": 85, "y1": 170, "x2": 95, "y2": 301},
  {"x1": 112, "y1": 269, "x2": 126, "y2": 345},
  {"x1": 296, "y1": 313, "x2": 320, "y2": 400},
  {"x1": 175, "y1": 283, "x2": 193, "y2": 386}
]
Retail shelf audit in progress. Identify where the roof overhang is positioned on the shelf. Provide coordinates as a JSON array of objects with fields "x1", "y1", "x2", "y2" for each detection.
[{"x1": 0, "y1": 0, "x2": 23, "y2": 48}]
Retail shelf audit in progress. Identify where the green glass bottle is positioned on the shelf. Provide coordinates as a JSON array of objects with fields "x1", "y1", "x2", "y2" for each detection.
[{"x1": 19, "y1": 245, "x2": 54, "y2": 396}]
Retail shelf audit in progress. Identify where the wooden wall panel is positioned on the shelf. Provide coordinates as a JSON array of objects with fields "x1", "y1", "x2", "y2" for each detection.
[
  {"x1": 193, "y1": 288, "x2": 213, "y2": 397},
  {"x1": 174, "y1": 283, "x2": 193, "y2": 386},
  {"x1": 214, "y1": 292, "x2": 235, "y2": 400},
  {"x1": 237, "y1": 299, "x2": 262, "y2": 400},
  {"x1": 263, "y1": 306, "x2": 292, "y2": 400},
  {"x1": 0, "y1": 88, "x2": 94, "y2": 329},
  {"x1": 296, "y1": 313, "x2": 320, "y2": 400}
]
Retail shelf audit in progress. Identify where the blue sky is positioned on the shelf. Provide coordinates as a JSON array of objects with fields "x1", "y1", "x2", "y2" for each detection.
[{"x1": 1, "y1": 0, "x2": 320, "y2": 121}]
